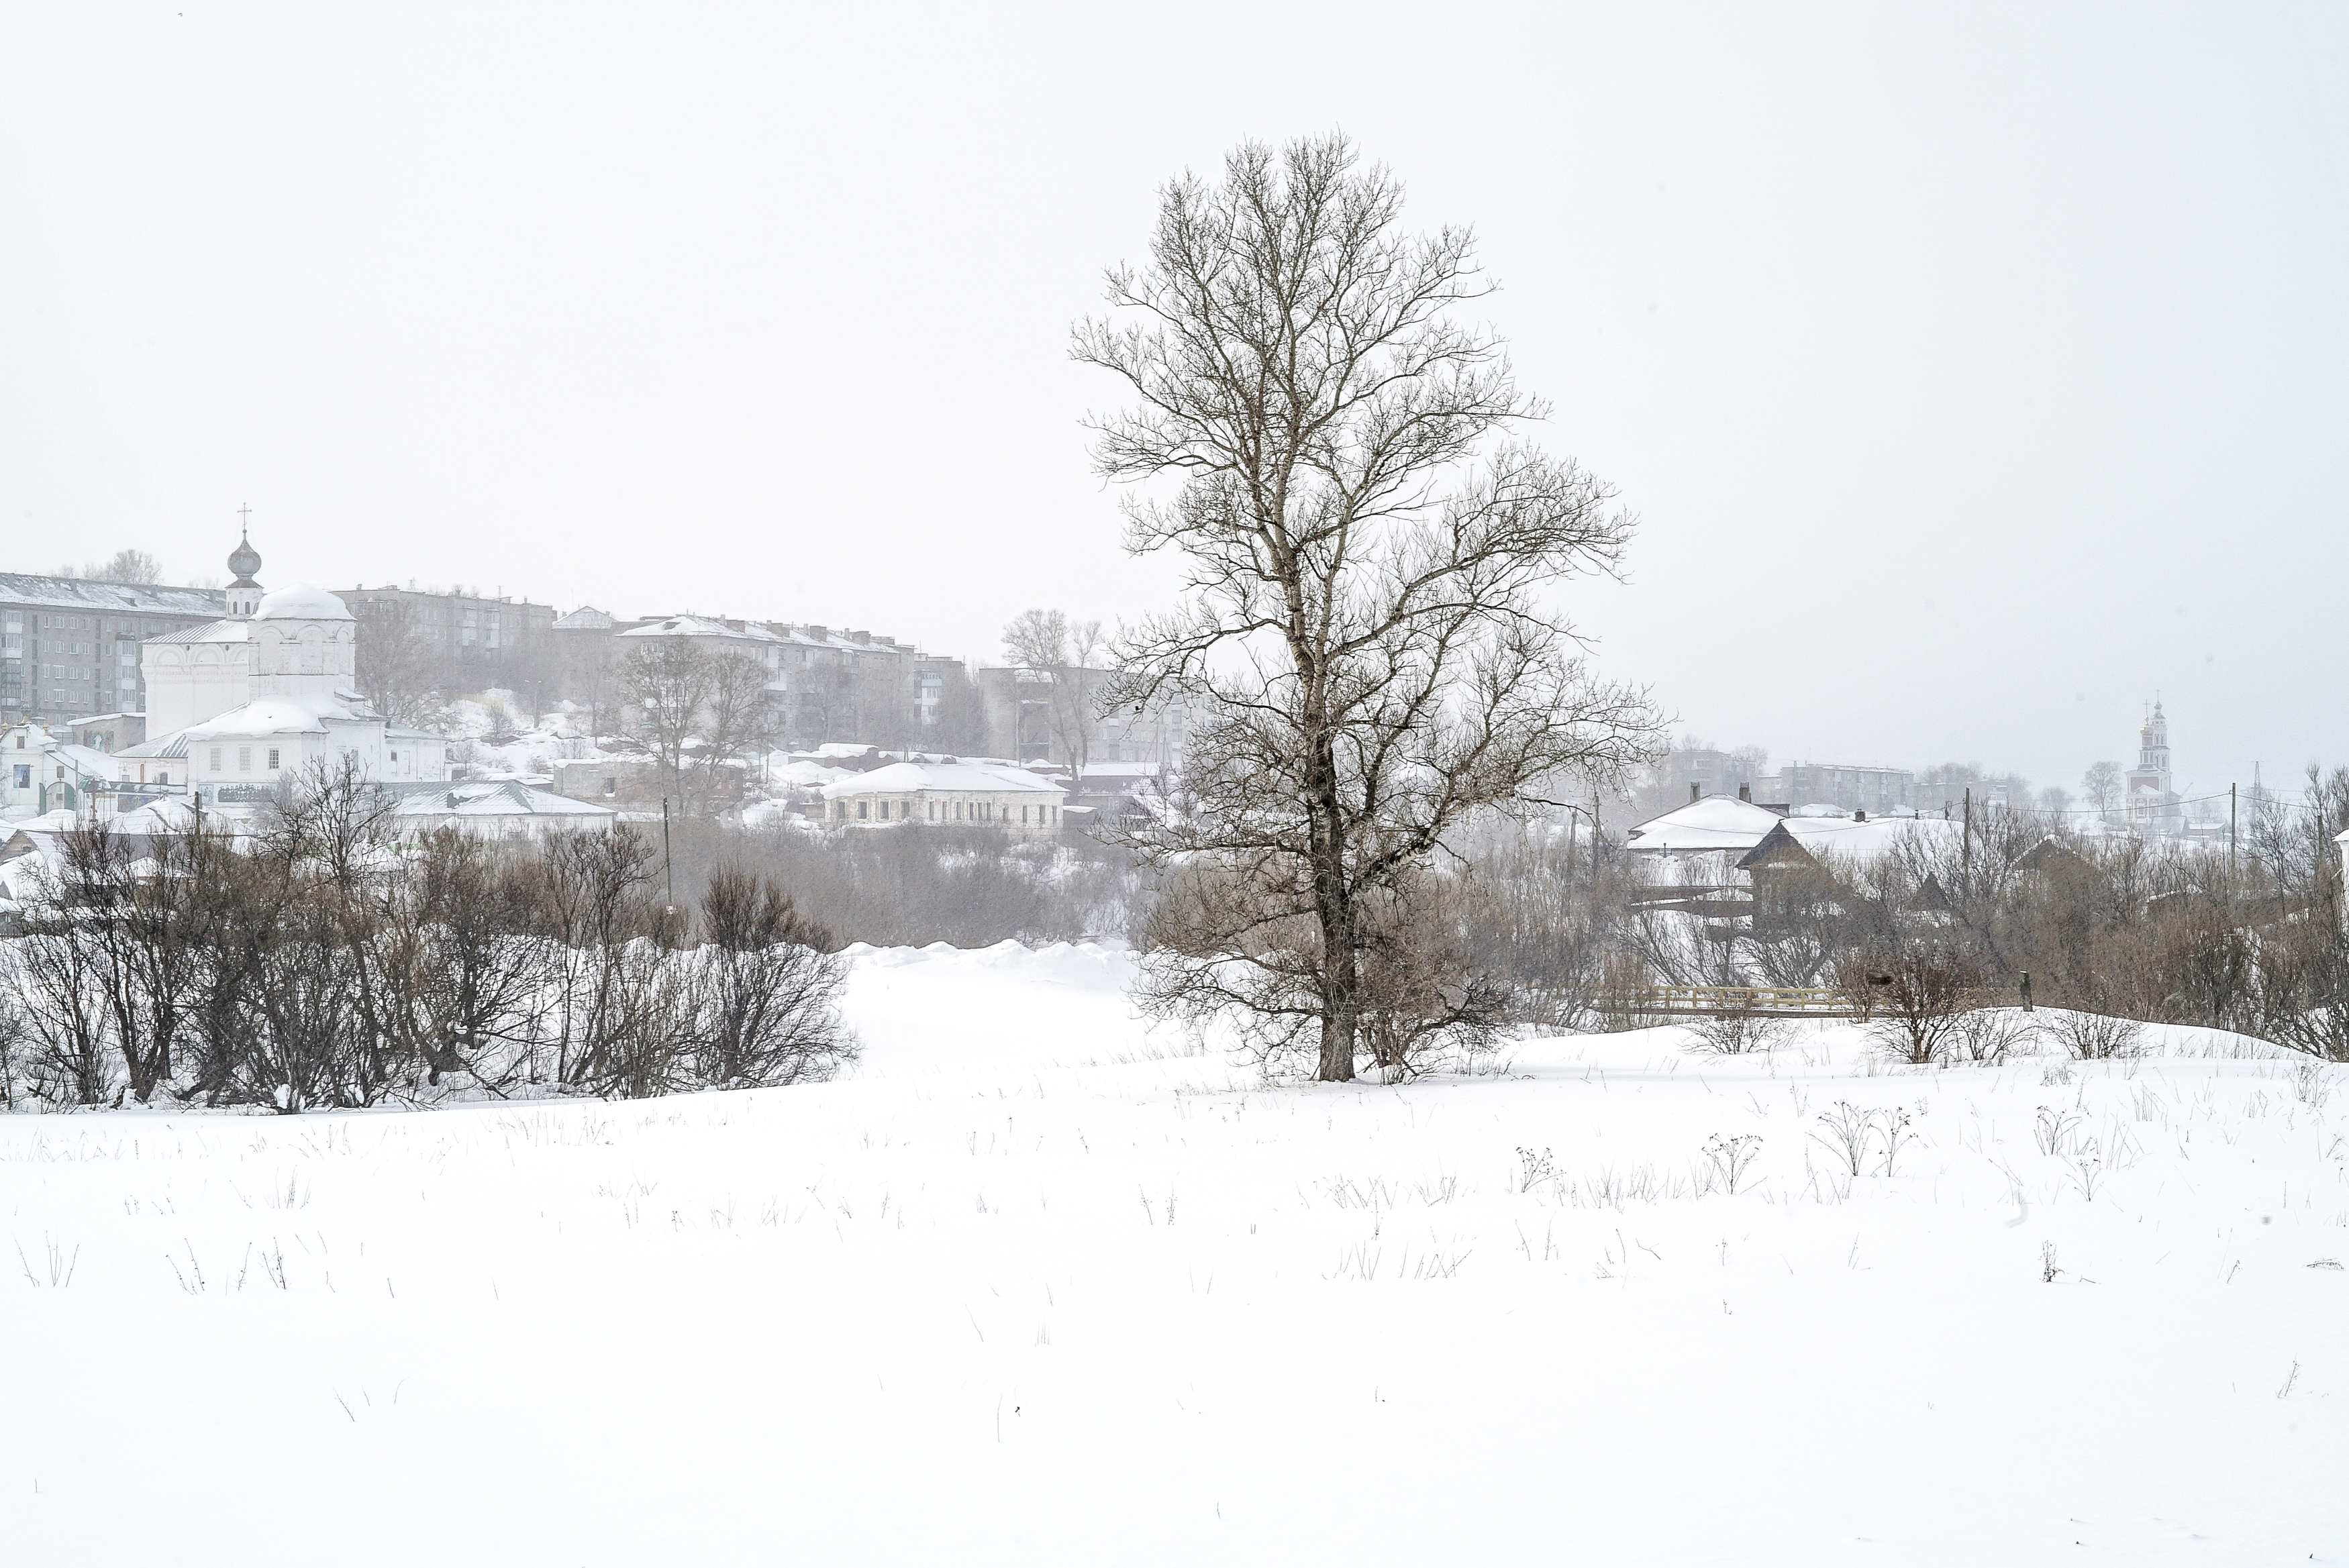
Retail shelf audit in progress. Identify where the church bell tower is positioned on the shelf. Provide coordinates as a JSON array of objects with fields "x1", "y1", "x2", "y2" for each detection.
[{"x1": 225, "y1": 507, "x2": 264, "y2": 619}]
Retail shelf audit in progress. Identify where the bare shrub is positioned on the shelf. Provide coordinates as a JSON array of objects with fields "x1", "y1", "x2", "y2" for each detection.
[
  {"x1": 1687, "y1": 1008, "x2": 1791, "y2": 1056},
  {"x1": 685, "y1": 866, "x2": 858, "y2": 1088},
  {"x1": 1946, "y1": 1006, "x2": 2035, "y2": 1065},
  {"x1": 2044, "y1": 1008, "x2": 2146, "y2": 1061},
  {"x1": 1844, "y1": 938, "x2": 1988, "y2": 1065}
]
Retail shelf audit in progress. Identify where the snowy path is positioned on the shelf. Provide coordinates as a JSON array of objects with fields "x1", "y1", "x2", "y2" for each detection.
[{"x1": 4, "y1": 942, "x2": 2344, "y2": 1564}]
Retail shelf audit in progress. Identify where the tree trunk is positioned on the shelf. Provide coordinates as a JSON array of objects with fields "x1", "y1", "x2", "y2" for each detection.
[{"x1": 1308, "y1": 732, "x2": 1357, "y2": 1082}]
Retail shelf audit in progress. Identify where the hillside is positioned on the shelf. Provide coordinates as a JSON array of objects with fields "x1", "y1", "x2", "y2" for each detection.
[{"x1": 5, "y1": 942, "x2": 2343, "y2": 1565}]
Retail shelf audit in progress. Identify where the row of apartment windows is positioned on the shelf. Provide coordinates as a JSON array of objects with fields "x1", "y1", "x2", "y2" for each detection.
[{"x1": 207, "y1": 745, "x2": 283, "y2": 773}]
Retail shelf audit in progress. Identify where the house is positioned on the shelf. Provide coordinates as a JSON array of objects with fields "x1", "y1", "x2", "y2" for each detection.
[
  {"x1": 1623, "y1": 794, "x2": 1790, "y2": 855},
  {"x1": 549, "y1": 755, "x2": 656, "y2": 803},
  {"x1": 381, "y1": 780, "x2": 620, "y2": 840},
  {"x1": 817, "y1": 760, "x2": 1066, "y2": 834},
  {"x1": 1, "y1": 723, "x2": 116, "y2": 817},
  {"x1": 1627, "y1": 792, "x2": 1949, "y2": 865}
]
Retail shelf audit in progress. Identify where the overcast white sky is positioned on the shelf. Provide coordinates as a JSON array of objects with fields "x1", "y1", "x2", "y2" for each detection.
[{"x1": 4, "y1": 3, "x2": 2341, "y2": 796}]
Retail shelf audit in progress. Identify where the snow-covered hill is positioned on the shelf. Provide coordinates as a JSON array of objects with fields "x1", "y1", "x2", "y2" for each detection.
[{"x1": 4, "y1": 943, "x2": 2343, "y2": 1564}]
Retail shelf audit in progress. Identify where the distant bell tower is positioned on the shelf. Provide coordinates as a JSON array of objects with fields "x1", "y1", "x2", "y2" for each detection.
[
  {"x1": 225, "y1": 505, "x2": 264, "y2": 619},
  {"x1": 2138, "y1": 700, "x2": 2171, "y2": 788}
]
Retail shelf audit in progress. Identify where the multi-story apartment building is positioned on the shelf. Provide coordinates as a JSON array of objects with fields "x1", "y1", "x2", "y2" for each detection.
[
  {"x1": 1753, "y1": 762, "x2": 1915, "y2": 815},
  {"x1": 973, "y1": 665, "x2": 1187, "y2": 771},
  {"x1": 336, "y1": 584, "x2": 559, "y2": 666},
  {"x1": 0, "y1": 574, "x2": 228, "y2": 726},
  {"x1": 609, "y1": 615, "x2": 969, "y2": 750}
]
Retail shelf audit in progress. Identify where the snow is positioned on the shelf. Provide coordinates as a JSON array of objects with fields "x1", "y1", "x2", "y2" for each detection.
[
  {"x1": 182, "y1": 697, "x2": 346, "y2": 737},
  {"x1": 251, "y1": 582, "x2": 355, "y2": 621},
  {"x1": 3, "y1": 945, "x2": 2344, "y2": 1564},
  {"x1": 1625, "y1": 792, "x2": 1788, "y2": 850},
  {"x1": 819, "y1": 760, "x2": 1063, "y2": 798}
]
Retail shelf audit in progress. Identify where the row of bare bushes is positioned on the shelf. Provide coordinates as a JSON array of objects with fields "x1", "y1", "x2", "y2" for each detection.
[{"x1": 0, "y1": 761, "x2": 853, "y2": 1112}]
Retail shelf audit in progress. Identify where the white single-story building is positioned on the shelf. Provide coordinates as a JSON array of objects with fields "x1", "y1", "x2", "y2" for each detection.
[
  {"x1": 818, "y1": 760, "x2": 1066, "y2": 835},
  {"x1": 2, "y1": 723, "x2": 117, "y2": 817},
  {"x1": 384, "y1": 780, "x2": 621, "y2": 840}
]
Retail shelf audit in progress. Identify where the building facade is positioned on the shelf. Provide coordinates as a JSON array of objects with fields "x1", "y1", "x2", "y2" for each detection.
[
  {"x1": 817, "y1": 759, "x2": 1066, "y2": 835},
  {"x1": 1752, "y1": 762, "x2": 1915, "y2": 815},
  {"x1": 0, "y1": 574, "x2": 227, "y2": 725},
  {"x1": 613, "y1": 615, "x2": 966, "y2": 749},
  {"x1": 973, "y1": 665, "x2": 1187, "y2": 770}
]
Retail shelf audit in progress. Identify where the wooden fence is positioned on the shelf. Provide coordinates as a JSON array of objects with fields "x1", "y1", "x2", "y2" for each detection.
[{"x1": 1593, "y1": 984, "x2": 2019, "y2": 1020}]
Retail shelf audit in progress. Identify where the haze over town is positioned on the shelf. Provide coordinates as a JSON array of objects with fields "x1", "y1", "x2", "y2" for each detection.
[{"x1": 5, "y1": 4, "x2": 2342, "y2": 791}]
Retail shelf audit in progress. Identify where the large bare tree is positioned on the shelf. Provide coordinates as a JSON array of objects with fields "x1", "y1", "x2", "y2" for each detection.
[
  {"x1": 619, "y1": 639, "x2": 773, "y2": 817},
  {"x1": 1001, "y1": 607, "x2": 1107, "y2": 774},
  {"x1": 1074, "y1": 134, "x2": 1658, "y2": 1082},
  {"x1": 352, "y1": 595, "x2": 456, "y2": 729}
]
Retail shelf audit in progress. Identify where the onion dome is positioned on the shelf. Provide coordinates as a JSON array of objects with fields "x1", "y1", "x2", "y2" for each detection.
[{"x1": 228, "y1": 527, "x2": 262, "y2": 584}]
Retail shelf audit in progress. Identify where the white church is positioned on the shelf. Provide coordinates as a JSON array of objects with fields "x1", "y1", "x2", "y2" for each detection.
[{"x1": 114, "y1": 529, "x2": 449, "y2": 794}]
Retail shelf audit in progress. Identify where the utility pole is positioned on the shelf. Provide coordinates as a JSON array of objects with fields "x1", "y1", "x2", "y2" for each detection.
[
  {"x1": 2229, "y1": 782, "x2": 2237, "y2": 882},
  {"x1": 661, "y1": 796, "x2": 676, "y2": 916},
  {"x1": 1962, "y1": 787, "x2": 1972, "y2": 880}
]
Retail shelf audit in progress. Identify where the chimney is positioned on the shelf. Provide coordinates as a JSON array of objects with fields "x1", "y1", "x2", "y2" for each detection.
[
  {"x1": 1690, "y1": 784, "x2": 1701, "y2": 804},
  {"x1": 1738, "y1": 784, "x2": 1752, "y2": 802}
]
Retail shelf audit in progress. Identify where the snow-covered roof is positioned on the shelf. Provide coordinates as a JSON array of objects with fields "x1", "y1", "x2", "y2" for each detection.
[
  {"x1": 552, "y1": 606, "x2": 615, "y2": 630},
  {"x1": 0, "y1": 573, "x2": 227, "y2": 617},
  {"x1": 183, "y1": 698, "x2": 358, "y2": 739},
  {"x1": 820, "y1": 761, "x2": 1065, "y2": 799},
  {"x1": 52, "y1": 743, "x2": 115, "y2": 777},
  {"x1": 779, "y1": 760, "x2": 842, "y2": 788},
  {"x1": 619, "y1": 614, "x2": 747, "y2": 642},
  {"x1": 146, "y1": 618, "x2": 253, "y2": 645},
  {"x1": 1777, "y1": 815, "x2": 1956, "y2": 863},
  {"x1": 253, "y1": 583, "x2": 354, "y2": 621},
  {"x1": 1, "y1": 728, "x2": 113, "y2": 776},
  {"x1": 387, "y1": 781, "x2": 620, "y2": 819},
  {"x1": 109, "y1": 797, "x2": 207, "y2": 835},
  {"x1": 117, "y1": 730, "x2": 191, "y2": 760},
  {"x1": 620, "y1": 617, "x2": 912, "y2": 655},
  {"x1": 1624, "y1": 794, "x2": 1788, "y2": 852}
]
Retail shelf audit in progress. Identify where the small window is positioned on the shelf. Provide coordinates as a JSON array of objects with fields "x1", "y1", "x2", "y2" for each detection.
[
  {"x1": 238, "y1": 747, "x2": 252, "y2": 772},
  {"x1": 857, "y1": 800, "x2": 868, "y2": 820},
  {"x1": 267, "y1": 747, "x2": 281, "y2": 770},
  {"x1": 157, "y1": 771, "x2": 170, "y2": 785},
  {"x1": 209, "y1": 747, "x2": 223, "y2": 771}
]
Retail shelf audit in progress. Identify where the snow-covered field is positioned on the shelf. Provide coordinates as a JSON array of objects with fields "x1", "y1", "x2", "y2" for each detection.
[{"x1": 6, "y1": 943, "x2": 2344, "y2": 1565}]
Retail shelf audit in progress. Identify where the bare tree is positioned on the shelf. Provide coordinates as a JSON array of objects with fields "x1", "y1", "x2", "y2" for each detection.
[
  {"x1": 1001, "y1": 607, "x2": 1107, "y2": 773},
  {"x1": 620, "y1": 639, "x2": 717, "y2": 809},
  {"x1": 697, "y1": 652, "x2": 776, "y2": 811},
  {"x1": 50, "y1": 548, "x2": 163, "y2": 583},
  {"x1": 2081, "y1": 761, "x2": 2123, "y2": 823},
  {"x1": 353, "y1": 596, "x2": 456, "y2": 729},
  {"x1": 1074, "y1": 133, "x2": 1659, "y2": 1081}
]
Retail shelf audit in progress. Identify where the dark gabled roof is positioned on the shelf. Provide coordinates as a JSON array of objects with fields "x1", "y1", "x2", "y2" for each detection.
[
  {"x1": 1734, "y1": 820, "x2": 1820, "y2": 874},
  {"x1": 2015, "y1": 835, "x2": 2089, "y2": 873}
]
